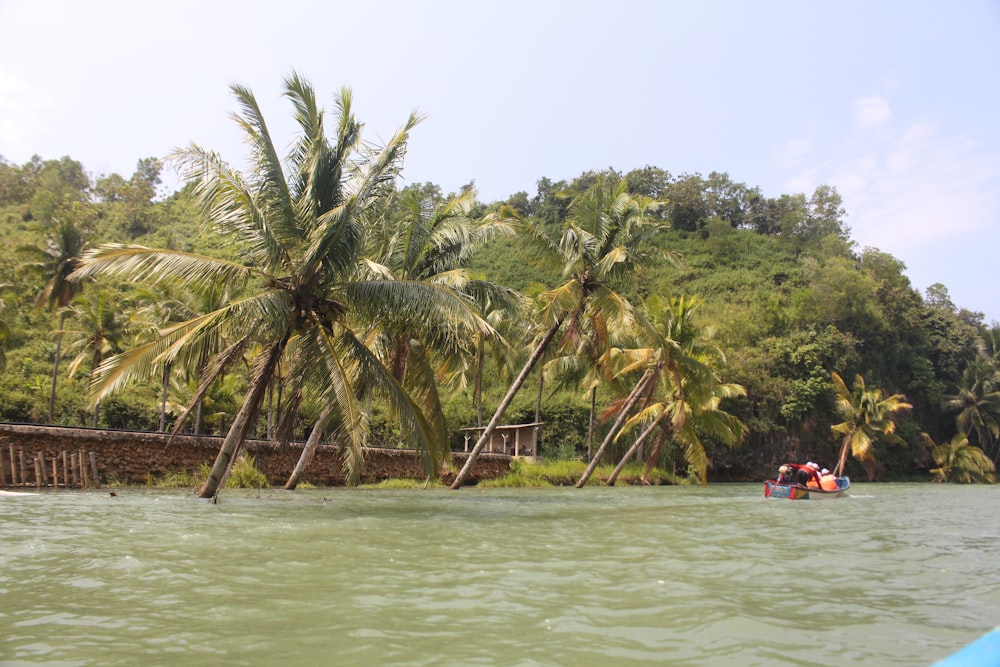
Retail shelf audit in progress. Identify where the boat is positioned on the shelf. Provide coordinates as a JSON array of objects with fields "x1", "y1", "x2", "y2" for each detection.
[{"x1": 763, "y1": 476, "x2": 850, "y2": 499}]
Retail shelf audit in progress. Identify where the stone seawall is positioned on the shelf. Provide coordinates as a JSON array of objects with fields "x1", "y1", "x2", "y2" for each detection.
[{"x1": 0, "y1": 423, "x2": 511, "y2": 488}]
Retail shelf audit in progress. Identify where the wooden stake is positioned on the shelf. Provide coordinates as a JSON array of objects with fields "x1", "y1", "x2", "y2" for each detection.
[
  {"x1": 19, "y1": 450, "x2": 27, "y2": 488},
  {"x1": 33, "y1": 457, "x2": 42, "y2": 489},
  {"x1": 62, "y1": 451, "x2": 69, "y2": 488},
  {"x1": 38, "y1": 452, "x2": 47, "y2": 487},
  {"x1": 89, "y1": 452, "x2": 100, "y2": 489},
  {"x1": 52, "y1": 456, "x2": 58, "y2": 489},
  {"x1": 79, "y1": 450, "x2": 88, "y2": 489},
  {"x1": 8, "y1": 445, "x2": 16, "y2": 486},
  {"x1": 70, "y1": 452, "x2": 79, "y2": 488}
]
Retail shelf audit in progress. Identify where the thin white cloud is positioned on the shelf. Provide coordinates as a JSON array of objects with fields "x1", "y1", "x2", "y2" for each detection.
[
  {"x1": 853, "y1": 95, "x2": 893, "y2": 128},
  {"x1": 774, "y1": 138, "x2": 812, "y2": 167}
]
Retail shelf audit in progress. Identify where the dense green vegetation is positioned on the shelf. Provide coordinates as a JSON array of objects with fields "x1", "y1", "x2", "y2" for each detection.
[{"x1": 1, "y1": 77, "x2": 996, "y2": 485}]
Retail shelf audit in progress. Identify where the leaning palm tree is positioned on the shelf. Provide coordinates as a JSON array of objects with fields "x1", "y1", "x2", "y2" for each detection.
[
  {"x1": 831, "y1": 372, "x2": 911, "y2": 478},
  {"x1": 74, "y1": 74, "x2": 491, "y2": 499},
  {"x1": 925, "y1": 432, "x2": 996, "y2": 483},
  {"x1": 605, "y1": 295, "x2": 746, "y2": 486},
  {"x1": 450, "y1": 177, "x2": 675, "y2": 488}
]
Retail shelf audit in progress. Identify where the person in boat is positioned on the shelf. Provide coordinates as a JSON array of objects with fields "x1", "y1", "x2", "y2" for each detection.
[
  {"x1": 776, "y1": 465, "x2": 794, "y2": 484},
  {"x1": 784, "y1": 462, "x2": 822, "y2": 487}
]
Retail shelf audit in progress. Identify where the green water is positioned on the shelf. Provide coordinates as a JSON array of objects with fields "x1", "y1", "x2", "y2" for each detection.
[{"x1": 1, "y1": 484, "x2": 998, "y2": 666}]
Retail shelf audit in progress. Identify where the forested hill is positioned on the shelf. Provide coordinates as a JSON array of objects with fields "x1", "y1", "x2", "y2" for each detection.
[{"x1": 0, "y1": 155, "x2": 995, "y2": 481}]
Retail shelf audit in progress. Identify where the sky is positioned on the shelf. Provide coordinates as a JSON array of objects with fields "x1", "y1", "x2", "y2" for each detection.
[{"x1": 1, "y1": 0, "x2": 998, "y2": 322}]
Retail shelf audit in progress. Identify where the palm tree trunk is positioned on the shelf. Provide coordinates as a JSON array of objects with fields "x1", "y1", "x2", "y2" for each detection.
[
  {"x1": 159, "y1": 361, "x2": 171, "y2": 432},
  {"x1": 607, "y1": 412, "x2": 668, "y2": 486},
  {"x1": 575, "y1": 368, "x2": 654, "y2": 488},
  {"x1": 285, "y1": 405, "x2": 332, "y2": 490},
  {"x1": 48, "y1": 313, "x2": 67, "y2": 423},
  {"x1": 199, "y1": 342, "x2": 283, "y2": 499},
  {"x1": 587, "y1": 386, "x2": 597, "y2": 459},
  {"x1": 535, "y1": 368, "x2": 544, "y2": 423},
  {"x1": 195, "y1": 398, "x2": 204, "y2": 435},
  {"x1": 475, "y1": 337, "x2": 484, "y2": 428},
  {"x1": 450, "y1": 316, "x2": 565, "y2": 489},
  {"x1": 834, "y1": 433, "x2": 852, "y2": 478},
  {"x1": 641, "y1": 428, "x2": 671, "y2": 484}
]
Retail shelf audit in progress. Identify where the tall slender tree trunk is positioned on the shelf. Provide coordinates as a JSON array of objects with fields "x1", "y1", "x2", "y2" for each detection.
[
  {"x1": 475, "y1": 337, "x2": 484, "y2": 428},
  {"x1": 641, "y1": 428, "x2": 671, "y2": 484},
  {"x1": 195, "y1": 398, "x2": 204, "y2": 435},
  {"x1": 48, "y1": 314, "x2": 67, "y2": 423},
  {"x1": 834, "y1": 433, "x2": 853, "y2": 477},
  {"x1": 575, "y1": 368, "x2": 654, "y2": 488},
  {"x1": 587, "y1": 386, "x2": 597, "y2": 459},
  {"x1": 285, "y1": 405, "x2": 332, "y2": 490},
  {"x1": 535, "y1": 368, "x2": 544, "y2": 423},
  {"x1": 607, "y1": 412, "x2": 668, "y2": 486},
  {"x1": 159, "y1": 361, "x2": 171, "y2": 432},
  {"x1": 450, "y1": 316, "x2": 565, "y2": 489},
  {"x1": 199, "y1": 342, "x2": 283, "y2": 499}
]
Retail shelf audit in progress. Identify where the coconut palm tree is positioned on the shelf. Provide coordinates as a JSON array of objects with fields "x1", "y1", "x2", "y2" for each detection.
[
  {"x1": 543, "y1": 311, "x2": 622, "y2": 460},
  {"x1": 19, "y1": 216, "x2": 90, "y2": 422},
  {"x1": 60, "y1": 289, "x2": 132, "y2": 427},
  {"x1": 450, "y1": 177, "x2": 675, "y2": 488},
  {"x1": 360, "y1": 187, "x2": 517, "y2": 473},
  {"x1": 74, "y1": 74, "x2": 491, "y2": 499},
  {"x1": 925, "y1": 432, "x2": 996, "y2": 483},
  {"x1": 831, "y1": 372, "x2": 911, "y2": 478},
  {"x1": 605, "y1": 295, "x2": 746, "y2": 486},
  {"x1": 942, "y1": 358, "x2": 1000, "y2": 461}
]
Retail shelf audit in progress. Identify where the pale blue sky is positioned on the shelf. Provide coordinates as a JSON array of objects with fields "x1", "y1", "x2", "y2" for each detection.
[{"x1": 1, "y1": 0, "x2": 998, "y2": 322}]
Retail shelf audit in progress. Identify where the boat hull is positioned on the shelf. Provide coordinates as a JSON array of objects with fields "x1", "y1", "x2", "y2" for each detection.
[{"x1": 764, "y1": 477, "x2": 850, "y2": 499}]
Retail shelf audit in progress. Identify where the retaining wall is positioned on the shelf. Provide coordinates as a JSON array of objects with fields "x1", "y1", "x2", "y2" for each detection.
[{"x1": 0, "y1": 423, "x2": 511, "y2": 488}]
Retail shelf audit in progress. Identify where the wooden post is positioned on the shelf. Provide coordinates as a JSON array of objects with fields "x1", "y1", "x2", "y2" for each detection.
[
  {"x1": 38, "y1": 451, "x2": 47, "y2": 487},
  {"x1": 62, "y1": 451, "x2": 69, "y2": 488},
  {"x1": 0, "y1": 450, "x2": 6, "y2": 486},
  {"x1": 89, "y1": 452, "x2": 100, "y2": 489},
  {"x1": 33, "y1": 457, "x2": 42, "y2": 489},
  {"x1": 52, "y1": 456, "x2": 59, "y2": 489},
  {"x1": 79, "y1": 450, "x2": 88, "y2": 489},
  {"x1": 70, "y1": 452, "x2": 79, "y2": 488},
  {"x1": 19, "y1": 450, "x2": 27, "y2": 488},
  {"x1": 9, "y1": 445, "x2": 17, "y2": 486}
]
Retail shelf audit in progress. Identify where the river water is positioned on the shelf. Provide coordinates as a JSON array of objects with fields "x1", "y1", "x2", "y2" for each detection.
[{"x1": 1, "y1": 484, "x2": 998, "y2": 666}]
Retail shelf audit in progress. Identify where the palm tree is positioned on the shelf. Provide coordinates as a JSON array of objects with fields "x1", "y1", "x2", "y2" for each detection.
[
  {"x1": 831, "y1": 372, "x2": 911, "y2": 478},
  {"x1": 605, "y1": 295, "x2": 746, "y2": 486},
  {"x1": 543, "y1": 311, "x2": 621, "y2": 460},
  {"x1": 61, "y1": 289, "x2": 131, "y2": 427},
  {"x1": 19, "y1": 217, "x2": 90, "y2": 422},
  {"x1": 942, "y1": 358, "x2": 1000, "y2": 461},
  {"x1": 74, "y1": 74, "x2": 490, "y2": 499},
  {"x1": 450, "y1": 177, "x2": 674, "y2": 488},
  {"x1": 359, "y1": 187, "x2": 517, "y2": 474},
  {"x1": 925, "y1": 432, "x2": 996, "y2": 483}
]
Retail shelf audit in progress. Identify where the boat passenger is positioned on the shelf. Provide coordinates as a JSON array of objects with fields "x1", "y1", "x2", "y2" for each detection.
[
  {"x1": 776, "y1": 465, "x2": 793, "y2": 484},
  {"x1": 819, "y1": 468, "x2": 838, "y2": 491},
  {"x1": 788, "y1": 462, "x2": 822, "y2": 487}
]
